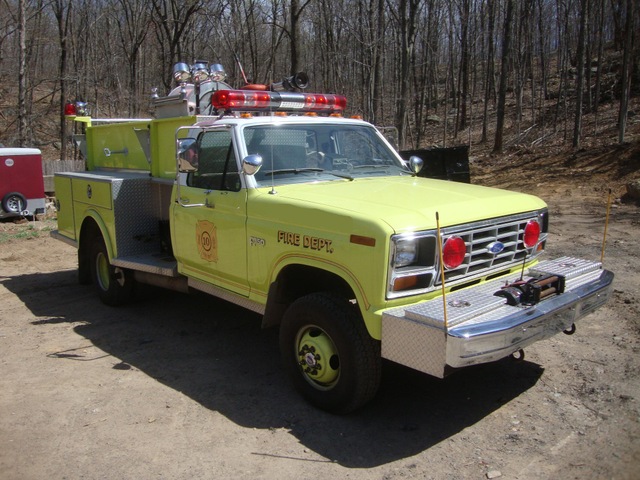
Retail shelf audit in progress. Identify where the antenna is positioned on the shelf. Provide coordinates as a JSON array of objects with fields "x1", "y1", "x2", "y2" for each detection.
[
  {"x1": 436, "y1": 212, "x2": 449, "y2": 333},
  {"x1": 234, "y1": 53, "x2": 249, "y2": 85},
  {"x1": 519, "y1": 249, "x2": 528, "y2": 281},
  {"x1": 220, "y1": 33, "x2": 249, "y2": 86},
  {"x1": 601, "y1": 188, "x2": 612, "y2": 264}
]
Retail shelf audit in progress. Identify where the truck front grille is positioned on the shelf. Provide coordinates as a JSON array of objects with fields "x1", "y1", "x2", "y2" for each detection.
[
  {"x1": 440, "y1": 212, "x2": 547, "y2": 286},
  {"x1": 388, "y1": 209, "x2": 548, "y2": 299}
]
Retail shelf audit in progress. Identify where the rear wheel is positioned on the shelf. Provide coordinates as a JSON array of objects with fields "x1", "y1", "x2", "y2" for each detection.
[
  {"x1": 2, "y1": 192, "x2": 26, "y2": 214},
  {"x1": 279, "y1": 292, "x2": 381, "y2": 414},
  {"x1": 89, "y1": 236, "x2": 134, "y2": 306}
]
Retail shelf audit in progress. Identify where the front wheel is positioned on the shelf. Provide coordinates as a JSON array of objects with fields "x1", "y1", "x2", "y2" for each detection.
[
  {"x1": 89, "y1": 236, "x2": 134, "y2": 306},
  {"x1": 279, "y1": 293, "x2": 381, "y2": 414}
]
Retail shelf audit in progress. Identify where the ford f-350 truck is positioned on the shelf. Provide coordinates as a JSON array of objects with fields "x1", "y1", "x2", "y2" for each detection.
[{"x1": 52, "y1": 62, "x2": 613, "y2": 413}]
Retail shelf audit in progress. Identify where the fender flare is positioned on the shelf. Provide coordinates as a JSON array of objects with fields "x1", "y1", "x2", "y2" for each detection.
[
  {"x1": 270, "y1": 254, "x2": 370, "y2": 310},
  {"x1": 76, "y1": 211, "x2": 113, "y2": 285},
  {"x1": 263, "y1": 254, "x2": 378, "y2": 336},
  {"x1": 78, "y1": 210, "x2": 115, "y2": 261}
]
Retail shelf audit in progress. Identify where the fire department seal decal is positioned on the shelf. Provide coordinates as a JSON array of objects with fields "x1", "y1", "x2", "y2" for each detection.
[{"x1": 196, "y1": 220, "x2": 218, "y2": 262}]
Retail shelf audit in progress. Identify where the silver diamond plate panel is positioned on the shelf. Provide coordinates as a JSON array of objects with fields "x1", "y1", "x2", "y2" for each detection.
[
  {"x1": 112, "y1": 175, "x2": 162, "y2": 257},
  {"x1": 112, "y1": 252, "x2": 177, "y2": 276},
  {"x1": 393, "y1": 256, "x2": 603, "y2": 330},
  {"x1": 381, "y1": 314, "x2": 447, "y2": 377},
  {"x1": 382, "y1": 257, "x2": 611, "y2": 374},
  {"x1": 404, "y1": 285, "x2": 506, "y2": 328},
  {"x1": 529, "y1": 256, "x2": 601, "y2": 279}
]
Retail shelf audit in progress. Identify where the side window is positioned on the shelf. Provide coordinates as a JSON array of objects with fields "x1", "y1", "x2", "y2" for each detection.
[{"x1": 187, "y1": 130, "x2": 240, "y2": 191}]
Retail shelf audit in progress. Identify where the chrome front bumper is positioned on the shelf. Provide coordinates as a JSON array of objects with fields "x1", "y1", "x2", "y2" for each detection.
[{"x1": 381, "y1": 257, "x2": 614, "y2": 378}]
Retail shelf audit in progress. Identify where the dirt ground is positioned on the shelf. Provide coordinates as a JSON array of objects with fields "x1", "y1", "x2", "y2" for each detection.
[{"x1": 1, "y1": 146, "x2": 639, "y2": 479}]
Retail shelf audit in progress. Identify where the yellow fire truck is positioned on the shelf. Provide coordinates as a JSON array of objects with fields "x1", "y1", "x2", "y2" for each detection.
[{"x1": 52, "y1": 61, "x2": 613, "y2": 413}]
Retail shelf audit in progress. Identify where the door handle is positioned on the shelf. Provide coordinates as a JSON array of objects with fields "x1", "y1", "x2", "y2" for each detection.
[{"x1": 178, "y1": 196, "x2": 206, "y2": 208}]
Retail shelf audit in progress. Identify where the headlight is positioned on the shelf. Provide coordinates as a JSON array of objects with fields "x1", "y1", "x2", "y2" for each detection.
[{"x1": 394, "y1": 239, "x2": 418, "y2": 267}]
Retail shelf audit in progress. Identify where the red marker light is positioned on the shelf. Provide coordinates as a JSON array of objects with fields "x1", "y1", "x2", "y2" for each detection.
[
  {"x1": 442, "y1": 236, "x2": 466, "y2": 269},
  {"x1": 523, "y1": 220, "x2": 541, "y2": 248},
  {"x1": 64, "y1": 102, "x2": 77, "y2": 117}
]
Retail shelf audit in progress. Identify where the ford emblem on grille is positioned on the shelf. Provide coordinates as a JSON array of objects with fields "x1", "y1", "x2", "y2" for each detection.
[{"x1": 487, "y1": 241, "x2": 505, "y2": 255}]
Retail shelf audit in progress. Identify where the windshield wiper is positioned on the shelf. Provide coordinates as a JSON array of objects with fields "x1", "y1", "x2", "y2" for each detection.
[
  {"x1": 263, "y1": 167, "x2": 323, "y2": 175},
  {"x1": 351, "y1": 164, "x2": 391, "y2": 169},
  {"x1": 263, "y1": 167, "x2": 354, "y2": 181},
  {"x1": 327, "y1": 170, "x2": 354, "y2": 181}
]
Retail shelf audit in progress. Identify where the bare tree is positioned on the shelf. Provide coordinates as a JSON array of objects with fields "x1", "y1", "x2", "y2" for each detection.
[
  {"x1": 371, "y1": 0, "x2": 385, "y2": 124},
  {"x1": 0, "y1": 0, "x2": 632, "y2": 153},
  {"x1": 493, "y1": 0, "x2": 514, "y2": 153},
  {"x1": 288, "y1": 0, "x2": 312, "y2": 75},
  {"x1": 618, "y1": 0, "x2": 635, "y2": 143},
  {"x1": 389, "y1": 0, "x2": 422, "y2": 148},
  {"x1": 481, "y1": 0, "x2": 496, "y2": 144},
  {"x1": 52, "y1": 0, "x2": 73, "y2": 160},
  {"x1": 593, "y1": 0, "x2": 606, "y2": 133},
  {"x1": 114, "y1": 0, "x2": 152, "y2": 116},
  {"x1": 456, "y1": 0, "x2": 470, "y2": 134},
  {"x1": 18, "y1": 0, "x2": 27, "y2": 146},
  {"x1": 573, "y1": 0, "x2": 588, "y2": 148},
  {"x1": 151, "y1": 0, "x2": 205, "y2": 90}
]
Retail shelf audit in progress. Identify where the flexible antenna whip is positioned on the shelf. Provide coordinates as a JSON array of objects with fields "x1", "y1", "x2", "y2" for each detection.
[
  {"x1": 234, "y1": 52, "x2": 249, "y2": 85},
  {"x1": 220, "y1": 32, "x2": 249, "y2": 85},
  {"x1": 601, "y1": 188, "x2": 612, "y2": 264},
  {"x1": 436, "y1": 212, "x2": 449, "y2": 332},
  {"x1": 519, "y1": 248, "x2": 528, "y2": 281}
]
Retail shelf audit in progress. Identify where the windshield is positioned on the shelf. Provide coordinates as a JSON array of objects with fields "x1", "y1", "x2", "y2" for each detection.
[{"x1": 243, "y1": 123, "x2": 409, "y2": 187}]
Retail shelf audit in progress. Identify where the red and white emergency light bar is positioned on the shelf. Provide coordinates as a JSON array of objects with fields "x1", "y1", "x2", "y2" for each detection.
[{"x1": 211, "y1": 89, "x2": 347, "y2": 114}]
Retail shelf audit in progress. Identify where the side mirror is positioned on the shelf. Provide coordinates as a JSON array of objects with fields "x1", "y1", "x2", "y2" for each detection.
[
  {"x1": 177, "y1": 137, "x2": 198, "y2": 172},
  {"x1": 242, "y1": 154, "x2": 263, "y2": 176},
  {"x1": 409, "y1": 155, "x2": 423, "y2": 175}
]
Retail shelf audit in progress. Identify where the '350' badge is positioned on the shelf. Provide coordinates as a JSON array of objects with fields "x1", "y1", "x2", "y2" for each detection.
[{"x1": 196, "y1": 220, "x2": 218, "y2": 262}]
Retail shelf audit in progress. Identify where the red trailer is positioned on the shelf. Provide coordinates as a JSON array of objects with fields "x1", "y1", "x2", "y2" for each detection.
[{"x1": 0, "y1": 148, "x2": 46, "y2": 219}]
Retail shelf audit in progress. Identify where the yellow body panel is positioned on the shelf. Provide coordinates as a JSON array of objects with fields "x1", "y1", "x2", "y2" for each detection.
[
  {"x1": 71, "y1": 177, "x2": 113, "y2": 210},
  {"x1": 86, "y1": 121, "x2": 151, "y2": 171},
  {"x1": 53, "y1": 175, "x2": 75, "y2": 240}
]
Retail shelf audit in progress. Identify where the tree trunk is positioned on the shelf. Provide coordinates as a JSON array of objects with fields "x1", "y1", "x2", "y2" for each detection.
[
  {"x1": 482, "y1": 0, "x2": 496, "y2": 144},
  {"x1": 372, "y1": 0, "x2": 385, "y2": 124},
  {"x1": 457, "y1": 0, "x2": 470, "y2": 133},
  {"x1": 594, "y1": 0, "x2": 605, "y2": 133},
  {"x1": 18, "y1": 0, "x2": 27, "y2": 147},
  {"x1": 618, "y1": 0, "x2": 635, "y2": 143},
  {"x1": 289, "y1": 0, "x2": 311, "y2": 75},
  {"x1": 493, "y1": 0, "x2": 514, "y2": 153},
  {"x1": 53, "y1": 0, "x2": 71, "y2": 161},
  {"x1": 394, "y1": 0, "x2": 421, "y2": 149},
  {"x1": 573, "y1": 0, "x2": 588, "y2": 148}
]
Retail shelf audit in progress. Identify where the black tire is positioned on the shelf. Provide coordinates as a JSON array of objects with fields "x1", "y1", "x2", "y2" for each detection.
[
  {"x1": 89, "y1": 236, "x2": 134, "y2": 306},
  {"x1": 2, "y1": 192, "x2": 27, "y2": 214},
  {"x1": 279, "y1": 292, "x2": 381, "y2": 414}
]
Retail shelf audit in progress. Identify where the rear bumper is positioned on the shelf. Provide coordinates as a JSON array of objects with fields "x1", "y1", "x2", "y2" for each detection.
[{"x1": 381, "y1": 257, "x2": 614, "y2": 377}]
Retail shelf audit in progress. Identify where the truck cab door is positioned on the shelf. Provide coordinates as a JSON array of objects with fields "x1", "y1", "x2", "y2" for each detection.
[{"x1": 171, "y1": 128, "x2": 250, "y2": 296}]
